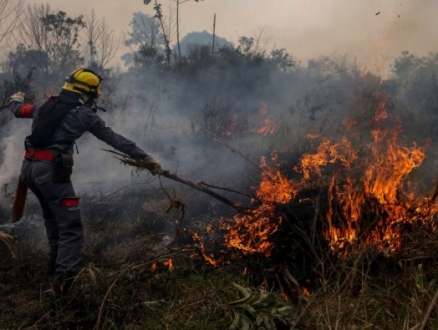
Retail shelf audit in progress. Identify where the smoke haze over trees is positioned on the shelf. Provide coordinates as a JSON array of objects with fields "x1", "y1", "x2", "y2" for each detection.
[
  {"x1": 0, "y1": 2, "x2": 436, "y2": 229},
  {"x1": 0, "y1": 2, "x2": 437, "y2": 199}
]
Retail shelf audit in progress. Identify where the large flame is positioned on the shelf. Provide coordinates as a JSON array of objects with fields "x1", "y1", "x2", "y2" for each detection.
[
  {"x1": 223, "y1": 91, "x2": 438, "y2": 257},
  {"x1": 297, "y1": 92, "x2": 437, "y2": 254},
  {"x1": 222, "y1": 153, "x2": 295, "y2": 257}
]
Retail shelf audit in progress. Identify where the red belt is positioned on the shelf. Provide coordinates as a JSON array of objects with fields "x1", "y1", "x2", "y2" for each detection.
[{"x1": 24, "y1": 148, "x2": 57, "y2": 162}]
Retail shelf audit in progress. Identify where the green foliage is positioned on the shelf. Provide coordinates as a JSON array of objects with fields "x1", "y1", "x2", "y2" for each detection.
[
  {"x1": 270, "y1": 49, "x2": 295, "y2": 71},
  {"x1": 124, "y1": 12, "x2": 162, "y2": 48},
  {"x1": 38, "y1": 10, "x2": 85, "y2": 72},
  {"x1": 228, "y1": 283, "x2": 296, "y2": 330},
  {"x1": 41, "y1": 11, "x2": 85, "y2": 44},
  {"x1": 134, "y1": 43, "x2": 166, "y2": 69},
  {"x1": 7, "y1": 44, "x2": 49, "y2": 73},
  {"x1": 389, "y1": 51, "x2": 438, "y2": 148},
  {"x1": 4, "y1": 8, "x2": 86, "y2": 90},
  {"x1": 179, "y1": 31, "x2": 231, "y2": 55}
]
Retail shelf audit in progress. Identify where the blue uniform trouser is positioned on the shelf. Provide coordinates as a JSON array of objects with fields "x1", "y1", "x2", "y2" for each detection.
[{"x1": 20, "y1": 159, "x2": 83, "y2": 274}]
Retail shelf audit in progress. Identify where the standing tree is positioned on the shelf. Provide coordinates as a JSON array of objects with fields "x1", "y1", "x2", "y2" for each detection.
[
  {"x1": 0, "y1": 0, "x2": 25, "y2": 50},
  {"x1": 151, "y1": 0, "x2": 173, "y2": 66},
  {"x1": 16, "y1": 4, "x2": 86, "y2": 78},
  {"x1": 83, "y1": 9, "x2": 119, "y2": 71},
  {"x1": 124, "y1": 12, "x2": 162, "y2": 50},
  {"x1": 122, "y1": 12, "x2": 163, "y2": 66},
  {"x1": 174, "y1": 0, "x2": 190, "y2": 63},
  {"x1": 173, "y1": 0, "x2": 207, "y2": 63},
  {"x1": 143, "y1": 0, "x2": 203, "y2": 66}
]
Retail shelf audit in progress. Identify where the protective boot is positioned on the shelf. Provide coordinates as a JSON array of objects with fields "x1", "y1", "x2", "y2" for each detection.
[
  {"x1": 53, "y1": 271, "x2": 76, "y2": 300},
  {"x1": 46, "y1": 246, "x2": 58, "y2": 281}
]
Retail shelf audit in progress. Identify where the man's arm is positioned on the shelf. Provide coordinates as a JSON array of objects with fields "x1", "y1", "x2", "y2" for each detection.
[
  {"x1": 9, "y1": 92, "x2": 35, "y2": 118},
  {"x1": 89, "y1": 116, "x2": 148, "y2": 159},
  {"x1": 85, "y1": 110, "x2": 163, "y2": 175}
]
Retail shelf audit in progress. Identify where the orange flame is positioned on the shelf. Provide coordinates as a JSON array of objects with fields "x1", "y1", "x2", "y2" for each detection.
[
  {"x1": 302, "y1": 287, "x2": 311, "y2": 297},
  {"x1": 191, "y1": 230, "x2": 219, "y2": 266},
  {"x1": 222, "y1": 90, "x2": 438, "y2": 258},
  {"x1": 256, "y1": 103, "x2": 276, "y2": 135},
  {"x1": 163, "y1": 258, "x2": 174, "y2": 271},
  {"x1": 222, "y1": 154, "x2": 295, "y2": 256},
  {"x1": 297, "y1": 92, "x2": 437, "y2": 255}
]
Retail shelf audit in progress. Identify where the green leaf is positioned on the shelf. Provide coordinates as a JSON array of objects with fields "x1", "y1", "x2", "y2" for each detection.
[
  {"x1": 241, "y1": 303, "x2": 256, "y2": 315},
  {"x1": 239, "y1": 314, "x2": 251, "y2": 330},
  {"x1": 275, "y1": 306, "x2": 294, "y2": 314},
  {"x1": 143, "y1": 299, "x2": 169, "y2": 310},
  {"x1": 229, "y1": 311, "x2": 241, "y2": 330},
  {"x1": 228, "y1": 282, "x2": 252, "y2": 305},
  {"x1": 253, "y1": 291, "x2": 271, "y2": 306}
]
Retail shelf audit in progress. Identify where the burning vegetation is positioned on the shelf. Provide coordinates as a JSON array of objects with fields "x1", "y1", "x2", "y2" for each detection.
[
  {"x1": 98, "y1": 86, "x2": 438, "y2": 321},
  {"x1": 210, "y1": 89, "x2": 438, "y2": 266},
  {"x1": 107, "y1": 87, "x2": 438, "y2": 269}
]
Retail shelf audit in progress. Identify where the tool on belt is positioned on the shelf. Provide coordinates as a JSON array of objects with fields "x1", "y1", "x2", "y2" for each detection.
[
  {"x1": 12, "y1": 149, "x2": 74, "y2": 223},
  {"x1": 24, "y1": 148, "x2": 74, "y2": 183}
]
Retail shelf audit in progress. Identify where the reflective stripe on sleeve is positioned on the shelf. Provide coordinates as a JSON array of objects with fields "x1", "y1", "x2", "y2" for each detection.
[
  {"x1": 18, "y1": 105, "x2": 34, "y2": 118},
  {"x1": 61, "y1": 198, "x2": 80, "y2": 207}
]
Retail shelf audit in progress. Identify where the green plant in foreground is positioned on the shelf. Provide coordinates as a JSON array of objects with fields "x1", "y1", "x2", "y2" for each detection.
[{"x1": 228, "y1": 282, "x2": 296, "y2": 330}]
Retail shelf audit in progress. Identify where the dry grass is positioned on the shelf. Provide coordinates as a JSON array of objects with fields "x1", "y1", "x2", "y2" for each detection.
[
  {"x1": 2, "y1": 201, "x2": 438, "y2": 330},
  {"x1": 0, "y1": 230, "x2": 15, "y2": 258}
]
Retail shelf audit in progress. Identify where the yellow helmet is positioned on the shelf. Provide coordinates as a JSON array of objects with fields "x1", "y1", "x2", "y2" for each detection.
[{"x1": 62, "y1": 68, "x2": 102, "y2": 97}]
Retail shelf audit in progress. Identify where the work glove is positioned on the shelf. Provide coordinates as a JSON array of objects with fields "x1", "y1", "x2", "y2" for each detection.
[
  {"x1": 10, "y1": 92, "x2": 25, "y2": 103},
  {"x1": 142, "y1": 155, "x2": 163, "y2": 175}
]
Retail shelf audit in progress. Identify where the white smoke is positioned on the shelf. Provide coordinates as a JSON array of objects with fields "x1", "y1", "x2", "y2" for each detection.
[{"x1": 0, "y1": 118, "x2": 31, "y2": 184}]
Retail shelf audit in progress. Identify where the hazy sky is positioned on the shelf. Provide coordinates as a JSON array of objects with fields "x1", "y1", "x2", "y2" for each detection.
[{"x1": 25, "y1": 0, "x2": 438, "y2": 74}]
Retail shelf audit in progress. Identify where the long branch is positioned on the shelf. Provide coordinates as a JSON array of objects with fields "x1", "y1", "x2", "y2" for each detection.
[
  {"x1": 102, "y1": 149, "x2": 255, "y2": 214},
  {"x1": 161, "y1": 170, "x2": 253, "y2": 213}
]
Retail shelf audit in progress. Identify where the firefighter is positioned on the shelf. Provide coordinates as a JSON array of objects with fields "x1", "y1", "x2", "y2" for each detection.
[{"x1": 8, "y1": 68, "x2": 162, "y2": 298}]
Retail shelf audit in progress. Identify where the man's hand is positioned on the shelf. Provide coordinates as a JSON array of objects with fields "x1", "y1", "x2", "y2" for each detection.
[
  {"x1": 10, "y1": 92, "x2": 25, "y2": 103},
  {"x1": 142, "y1": 155, "x2": 163, "y2": 175}
]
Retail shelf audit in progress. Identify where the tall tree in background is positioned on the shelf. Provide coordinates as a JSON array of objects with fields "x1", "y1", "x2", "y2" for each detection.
[
  {"x1": 0, "y1": 0, "x2": 25, "y2": 51},
  {"x1": 122, "y1": 11, "x2": 169, "y2": 69},
  {"x1": 16, "y1": 4, "x2": 85, "y2": 76},
  {"x1": 174, "y1": 0, "x2": 190, "y2": 63},
  {"x1": 143, "y1": 0, "x2": 203, "y2": 66},
  {"x1": 125, "y1": 12, "x2": 162, "y2": 48},
  {"x1": 83, "y1": 9, "x2": 119, "y2": 71},
  {"x1": 150, "y1": 0, "x2": 173, "y2": 66}
]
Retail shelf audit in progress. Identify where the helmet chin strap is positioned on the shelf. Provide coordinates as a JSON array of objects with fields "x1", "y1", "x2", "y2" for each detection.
[
  {"x1": 81, "y1": 94, "x2": 107, "y2": 113},
  {"x1": 87, "y1": 99, "x2": 107, "y2": 113}
]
